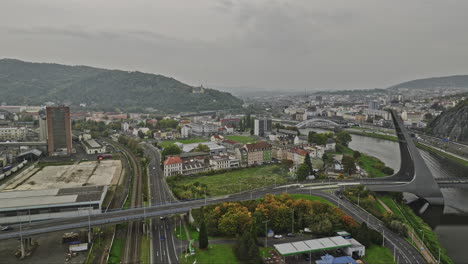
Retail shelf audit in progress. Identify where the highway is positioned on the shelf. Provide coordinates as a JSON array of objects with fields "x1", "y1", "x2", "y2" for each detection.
[
  {"x1": 0, "y1": 185, "x2": 427, "y2": 264},
  {"x1": 144, "y1": 143, "x2": 181, "y2": 264}
]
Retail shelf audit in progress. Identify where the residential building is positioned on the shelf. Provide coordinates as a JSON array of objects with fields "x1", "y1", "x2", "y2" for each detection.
[
  {"x1": 244, "y1": 141, "x2": 272, "y2": 165},
  {"x1": 188, "y1": 123, "x2": 219, "y2": 136},
  {"x1": 254, "y1": 116, "x2": 272, "y2": 137},
  {"x1": 163, "y1": 156, "x2": 183, "y2": 177},
  {"x1": 368, "y1": 101, "x2": 379, "y2": 110},
  {"x1": 0, "y1": 127, "x2": 27, "y2": 141},
  {"x1": 210, "y1": 155, "x2": 240, "y2": 170},
  {"x1": 181, "y1": 125, "x2": 191, "y2": 138},
  {"x1": 46, "y1": 106, "x2": 72, "y2": 155}
]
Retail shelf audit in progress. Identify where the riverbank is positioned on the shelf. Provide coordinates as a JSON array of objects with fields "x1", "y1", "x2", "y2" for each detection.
[{"x1": 348, "y1": 128, "x2": 468, "y2": 167}]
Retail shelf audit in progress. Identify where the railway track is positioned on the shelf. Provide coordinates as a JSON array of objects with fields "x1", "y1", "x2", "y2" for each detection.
[{"x1": 112, "y1": 140, "x2": 144, "y2": 264}]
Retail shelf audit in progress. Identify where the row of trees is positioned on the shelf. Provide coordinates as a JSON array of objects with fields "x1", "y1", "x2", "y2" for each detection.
[
  {"x1": 195, "y1": 193, "x2": 359, "y2": 238},
  {"x1": 117, "y1": 135, "x2": 144, "y2": 157}
]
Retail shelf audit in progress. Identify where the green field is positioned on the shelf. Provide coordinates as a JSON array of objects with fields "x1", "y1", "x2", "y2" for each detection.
[
  {"x1": 224, "y1": 135, "x2": 256, "y2": 144},
  {"x1": 108, "y1": 237, "x2": 124, "y2": 264},
  {"x1": 176, "y1": 224, "x2": 199, "y2": 241},
  {"x1": 289, "y1": 194, "x2": 335, "y2": 206},
  {"x1": 140, "y1": 235, "x2": 150, "y2": 264},
  {"x1": 363, "y1": 245, "x2": 396, "y2": 264},
  {"x1": 358, "y1": 154, "x2": 387, "y2": 178},
  {"x1": 159, "y1": 138, "x2": 207, "y2": 148},
  {"x1": 173, "y1": 165, "x2": 288, "y2": 197},
  {"x1": 181, "y1": 244, "x2": 239, "y2": 264}
]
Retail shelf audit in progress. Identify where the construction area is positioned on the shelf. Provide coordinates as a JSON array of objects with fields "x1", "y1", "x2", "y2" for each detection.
[{"x1": 2, "y1": 160, "x2": 122, "y2": 191}]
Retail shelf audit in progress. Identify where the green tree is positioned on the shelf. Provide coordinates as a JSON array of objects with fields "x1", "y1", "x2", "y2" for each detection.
[
  {"x1": 199, "y1": 215, "x2": 209, "y2": 249},
  {"x1": 336, "y1": 131, "x2": 352, "y2": 147},
  {"x1": 161, "y1": 144, "x2": 182, "y2": 157},
  {"x1": 342, "y1": 155, "x2": 356, "y2": 175},
  {"x1": 198, "y1": 207, "x2": 208, "y2": 249},
  {"x1": 304, "y1": 153, "x2": 312, "y2": 173},
  {"x1": 137, "y1": 130, "x2": 145, "y2": 139},
  {"x1": 192, "y1": 144, "x2": 210, "y2": 153},
  {"x1": 296, "y1": 163, "x2": 310, "y2": 181},
  {"x1": 353, "y1": 151, "x2": 361, "y2": 159}
]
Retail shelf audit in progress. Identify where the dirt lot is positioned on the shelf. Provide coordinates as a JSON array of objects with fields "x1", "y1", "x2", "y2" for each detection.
[{"x1": 5, "y1": 160, "x2": 121, "y2": 191}]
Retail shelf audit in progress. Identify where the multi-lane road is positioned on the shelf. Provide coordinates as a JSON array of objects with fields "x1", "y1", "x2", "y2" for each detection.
[{"x1": 144, "y1": 143, "x2": 182, "y2": 264}]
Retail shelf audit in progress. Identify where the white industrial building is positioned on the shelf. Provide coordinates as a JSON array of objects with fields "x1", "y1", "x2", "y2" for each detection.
[{"x1": 0, "y1": 185, "x2": 107, "y2": 224}]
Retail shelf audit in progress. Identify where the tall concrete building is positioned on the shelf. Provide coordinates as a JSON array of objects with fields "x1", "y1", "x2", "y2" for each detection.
[
  {"x1": 46, "y1": 106, "x2": 72, "y2": 155},
  {"x1": 254, "y1": 116, "x2": 272, "y2": 137}
]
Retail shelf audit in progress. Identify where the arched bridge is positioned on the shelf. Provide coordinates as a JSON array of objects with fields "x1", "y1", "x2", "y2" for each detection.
[{"x1": 296, "y1": 118, "x2": 342, "y2": 128}]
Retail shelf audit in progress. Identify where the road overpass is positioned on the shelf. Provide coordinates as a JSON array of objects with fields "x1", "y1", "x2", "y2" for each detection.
[{"x1": 0, "y1": 141, "x2": 47, "y2": 147}]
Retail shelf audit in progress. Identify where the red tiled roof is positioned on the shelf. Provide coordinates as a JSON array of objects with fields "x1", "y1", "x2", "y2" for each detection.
[
  {"x1": 164, "y1": 156, "x2": 182, "y2": 165},
  {"x1": 223, "y1": 139, "x2": 238, "y2": 145},
  {"x1": 245, "y1": 141, "x2": 271, "y2": 152},
  {"x1": 294, "y1": 148, "x2": 308, "y2": 156}
]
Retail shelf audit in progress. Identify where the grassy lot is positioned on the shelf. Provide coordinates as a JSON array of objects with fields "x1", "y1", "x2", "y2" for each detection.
[
  {"x1": 108, "y1": 236, "x2": 124, "y2": 264},
  {"x1": 159, "y1": 138, "x2": 207, "y2": 148},
  {"x1": 335, "y1": 145, "x2": 392, "y2": 178},
  {"x1": 176, "y1": 224, "x2": 199, "y2": 240},
  {"x1": 181, "y1": 244, "x2": 239, "y2": 264},
  {"x1": 172, "y1": 165, "x2": 288, "y2": 197},
  {"x1": 358, "y1": 154, "x2": 387, "y2": 178},
  {"x1": 224, "y1": 135, "x2": 256, "y2": 144},
  {"x1": 289, "y1": 194, "x2": 335, "y2": 207},
  {"x1": 140, "y1": 235, "x2": 150, "y2": 264},
  {"x1": 363, "y1": 245, "x2": 395, "y2": 264}
]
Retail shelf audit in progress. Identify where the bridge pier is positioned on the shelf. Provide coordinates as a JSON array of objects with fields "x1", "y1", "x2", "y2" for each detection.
[{"x1": 20, "y1": 237, "x2": 33, "y2": 258}]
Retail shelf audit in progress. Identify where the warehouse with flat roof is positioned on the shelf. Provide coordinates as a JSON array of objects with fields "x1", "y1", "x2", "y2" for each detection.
[
  {"x1": 274, "y1": 236, "x2": 352, "y2": 256},
  {"x1": 0, "y1": 185, "x2": 107, "y2": 224}
]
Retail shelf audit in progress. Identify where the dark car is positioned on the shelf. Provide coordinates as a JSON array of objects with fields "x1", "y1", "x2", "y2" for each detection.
[
  {"x1": 287, "y1": 233, "x2": 295, "y2": 237},
  {"x1": 303, "y1": 253, "x2": 310, "y2": 261}
]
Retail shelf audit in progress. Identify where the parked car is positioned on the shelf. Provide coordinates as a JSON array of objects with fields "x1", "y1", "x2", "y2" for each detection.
[
  {"x1": 287, "y1": 233, "x2": 295, "y2": 237},
  {"x1": 160, "y1": 216, "x2": 166, "y2": 220},
  {"x1": 273, "y1": 234, "x2": 283, "y2": 239}
]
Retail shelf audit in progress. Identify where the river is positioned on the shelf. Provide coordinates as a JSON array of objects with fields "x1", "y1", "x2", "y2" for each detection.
[{"x1": 300, "y1": 128, "x2": 468, "y2": 263}]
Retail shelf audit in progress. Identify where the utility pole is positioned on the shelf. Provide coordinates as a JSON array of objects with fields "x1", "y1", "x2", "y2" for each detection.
[
  {"x1": 438, "y1": 247, "x2": 441, "y2": 264},
  {"x1": 357, "y1": 192, "x2": 360, "y2": 207},
  {"x1": 263, "y1": 220, "x2": 270, "y2": 251},
  {"x1": 382, "y1": 229, "x2": 385, "y2": 247},
  {"x1": 291, "y1": 209, "x2": 294, "y2": 234}
]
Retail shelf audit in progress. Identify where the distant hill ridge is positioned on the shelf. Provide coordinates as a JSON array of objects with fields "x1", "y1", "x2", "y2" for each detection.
[
  {"x1": 0, "y1": 59, "x2": 243, "y2": 112},
  {"x1": 387, "y1": 75, "x2": 468, "y2": 90}
]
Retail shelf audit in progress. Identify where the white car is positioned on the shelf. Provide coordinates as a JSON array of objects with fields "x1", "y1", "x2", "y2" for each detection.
[{"x1": 273, "y1": 234, "x2": 283, "y2": 239}]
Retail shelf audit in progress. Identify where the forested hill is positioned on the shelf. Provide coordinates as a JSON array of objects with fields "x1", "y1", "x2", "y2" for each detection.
[
  {"x1": 0, "y1": 59, "x2": 243, "y2": 112},
  {"x1": 387, "y1": 75, "x2": 468, "y2": 90}
]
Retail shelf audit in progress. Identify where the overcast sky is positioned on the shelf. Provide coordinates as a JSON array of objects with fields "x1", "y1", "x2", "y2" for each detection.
[{"x1": 1, "y1": 0, "x2": 468, "y2": 92}]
